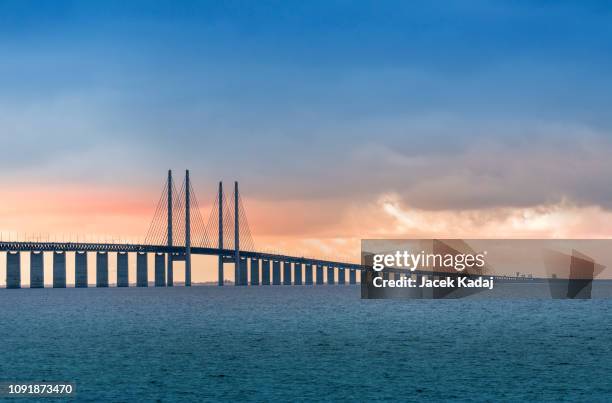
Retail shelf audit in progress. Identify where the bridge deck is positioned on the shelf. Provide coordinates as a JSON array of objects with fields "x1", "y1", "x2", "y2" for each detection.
[{"x1": 0, "y1": 241, "x2": 363, "y2": 271}]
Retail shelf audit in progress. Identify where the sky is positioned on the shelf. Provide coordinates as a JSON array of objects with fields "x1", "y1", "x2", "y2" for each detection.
[{"x1": 1, "y1": 1, "x2": 612, "y2": 281}]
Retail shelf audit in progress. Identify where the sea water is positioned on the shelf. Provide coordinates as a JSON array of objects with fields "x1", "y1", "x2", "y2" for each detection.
[{"x1": 1, "y1": 286, "x2": 611, "y2": 401}]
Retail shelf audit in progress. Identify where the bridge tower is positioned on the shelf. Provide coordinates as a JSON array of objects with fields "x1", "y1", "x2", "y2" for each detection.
[
  {"x1": 234, "y1": 181, "x2": 241, "y2": 285},
  {"x1": 218, "y1": 181, "x2": 224, "y2": 286},
  {"x1": 167, "y1": 169, "x2": 173, "y2": 286},
  {"x1": 185, "y1": 169, "x2": 191, "y2": 286}
]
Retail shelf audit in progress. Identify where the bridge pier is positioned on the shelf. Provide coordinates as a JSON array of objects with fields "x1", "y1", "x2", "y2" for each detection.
[
  {"x1": 117, "y1": 252, "x2": 128, "y2": 287},
  {"x1": 261, "y1": 259, "x2": 270, "y2": 285},
  {"x1": 30, "y1": 251, "x2": 44, "y2": 288},
  {"x1": 327, "y1": 265, "x2": 335, "y2": 285},
  {"x1": 75, "y1": 251, "x2": 88, "y2": 288},
  {"x1": 96, "y1": 252, "x2": 108, "y2": 287},
  {"x1": 283, "y1": 261, "x2": 292, "y2": 285},
  {"x1": 349, "y1": 269, "x2": 356, "y2": 285},
  {"x1": 155, "y1": 253, "x2": 166, "y2": 287},
  {"x1": 418, "y1": 274, "x2": 429, "y2": 298},
  {"x1": 305, "y1": 264, "x2": 313, "y2": 285},
  {"x1": 137, "y1": 252, "x2": 148, "y2": 287},
  {"x1": 218, "y1": 257, "x2": 224, "y2": 286},
  {"x1": 250, "y1": 258, "x2": 260, "y2": 286},
  {"x1": 338, "y1": 267, "x2": 345, "y2": 285},
  {"x1": 235, "y1": 257, "x2": 247, "y2": 286},
  {"x1": 316, "y1": 265, "x2": 324, "y2": 285},
  {"x1": 6, "y1": 251, "x2": 20, "y2": 289},
  {"x1": 167, "y1": 256, "x2": 174, "y2": 287},
  {"x1": 234, "y1": 258, "x2": 239, "y2": 286},
  {"x1": 53, "y1": 251, "x2": 66, "y2": 288},
  {"x1": 242, "y1": 258, "x2": 248, "y2": 285},
  {"x1": 294, "y1": 263, "x2": 302, "y2": 285},
  {"x1": 272, "y1": 260, "x2": 281, "y2": 285}
]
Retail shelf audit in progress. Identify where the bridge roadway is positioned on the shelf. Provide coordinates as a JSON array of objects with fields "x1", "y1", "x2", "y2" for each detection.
[
  {"x1": 0, "y1": 241, "x2": 540, "y2": 279},
  {"x1": 0, "y1": 241, "x2": 363, "y2": 270},
  {"x1": 1, "y1": 241, "x2": 535, "y2": 289}
]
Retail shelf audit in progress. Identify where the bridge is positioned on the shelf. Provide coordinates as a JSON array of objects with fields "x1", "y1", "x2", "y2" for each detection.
[{"x1": 1, "y1": 170, "x2": 362, "y2": 289}]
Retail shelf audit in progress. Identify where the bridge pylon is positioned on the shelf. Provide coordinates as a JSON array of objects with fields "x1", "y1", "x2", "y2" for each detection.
[
  {"x1": 143, "y1": 171, "x2": 254, "y2": 286},
  {"x1": 167, "y1": 169, "x2": 173, "y2": 286},
  {"x1": 185, "y1": 169, "x2": 191, "y2": 287},
  {"x1": 234, "y1": 181, "x2": 241, "y2": 285},
  {"x1": 218, "y1": 181, "x2": 224, "y2": 286}
]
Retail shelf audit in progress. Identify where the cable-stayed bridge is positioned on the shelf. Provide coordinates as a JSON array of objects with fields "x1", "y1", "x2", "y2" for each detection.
[{"x1": 1, "y1": 170, "x2": 361, "y2": 289}]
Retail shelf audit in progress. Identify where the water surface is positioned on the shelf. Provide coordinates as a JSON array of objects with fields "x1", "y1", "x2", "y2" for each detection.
[{"x1": 1, "y1": 286, "x2": 611, "y2": 401}]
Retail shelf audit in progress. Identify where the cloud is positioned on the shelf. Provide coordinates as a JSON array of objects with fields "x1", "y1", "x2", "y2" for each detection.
[
  {"x1": 377, "y1": 193, "x2": 612, "y2": 239},
  {"x1": 1, "y1": 0, "x2": 612, "y2": 224},
  {"x1": 332, "y1": 119, "x2": 612, "y2": 210}
]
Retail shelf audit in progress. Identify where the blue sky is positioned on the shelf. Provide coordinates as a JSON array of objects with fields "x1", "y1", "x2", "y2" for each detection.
[{"x1": 1, "y1": 0, "x2": 612, "y2": 212}]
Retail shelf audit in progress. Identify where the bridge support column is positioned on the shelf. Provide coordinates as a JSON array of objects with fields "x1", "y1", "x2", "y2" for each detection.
[
  {"x1": 250, "y1": 258, "x2": 259, "y2": 286},
  {"x1": 75, "y1": 251, "x2": 88, "y2": 288},
  {"x1": 338, "y1": 267, "x2": 345, "y2": 285},
  {"x1": 96, "y1": 252, "x2": 108, "y2": 287},
  {"x1": 6, "y1": 251, "x2": 20, "y2": 289},
  {"x1": 235, "y1": 257, "x2": 247, "y2": 286},
  {"x1": 283, "y1": 262, "x2": 292, "y2": 285},
  {"x1": 261, "y1": 259, "x2": 270, "y2": 285},
  {"x1": 294, "y1": 263, "x2": 302, "y2": 285},
  {"x1": 415, "y1": 273, "x2": 424, "y2": 298},
  {"x1": 272, "y1": 261, "x2": 281, "y2": 285},
  {"x1": 349, "y1": 269, "x2": 356, "y2": 285},
  {"x1": 327, "y1": 266, "x2": 335, "y2": 285},
  {"x1": 218, "y1": 258, "x2": 224, "y2": 286},
  {"x1": 117, "y1": 252, "x2": 128, "y2": 287},
  {"x1": 167, "y1": 257, "x2": 173, "y2": 287},
  {"x1": 53, "y1": 251, "x2": 66, "y2": 288},
  {"x1": 383, "y1": 271, "x2": 390, "y2": 281},
  {"x1": 137, "y1": 252, "x2": 148, "y2": 287},
  {"x1": 305, "y1": 264, "x2": 313, "y2": 285},
  {"x1": 234, "y1": 258, "x2": 239, "y2": 285},
  {"x1": 155, "y1": 253, "x2": 166, "y2": 287},
  {"x1": 242, "y1": 258, "x2": 248, "y2": 285},
  {"x1": 316, "y1": 265, "x2": 324, "y2": 285},
  {"x1": 30, "y1": 251, "x2": 44, "y2": 288}
]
